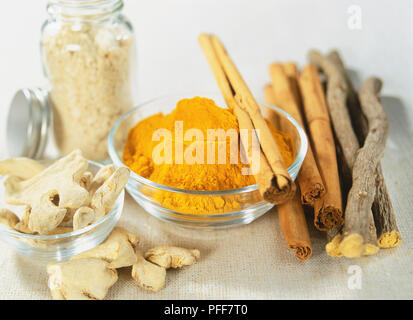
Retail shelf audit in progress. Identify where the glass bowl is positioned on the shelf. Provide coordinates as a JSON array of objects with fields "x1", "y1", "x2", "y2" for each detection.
[
  {"x1": 0, "y1": 161, "x2": 124, "y2": 261},
  {"x1": 108, "y1": 93, "x2": 307, "y2": 229}
]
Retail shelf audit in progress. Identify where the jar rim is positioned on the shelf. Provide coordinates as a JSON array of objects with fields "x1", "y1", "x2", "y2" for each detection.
[
  {"x1": 47, "y1": 0, "x2": 124, "y2": 21},
  {"x1": 7, "y1": 88, "x2": 51, "y2": 159}
]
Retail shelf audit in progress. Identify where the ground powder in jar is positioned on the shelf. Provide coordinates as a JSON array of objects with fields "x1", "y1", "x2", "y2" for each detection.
[{"x1": 43, "y1": 24, "x2": 134, "y2": 161}]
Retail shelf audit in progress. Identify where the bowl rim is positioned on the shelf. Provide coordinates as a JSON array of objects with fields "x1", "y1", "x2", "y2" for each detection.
[
  {"x1": 107, "y1": 93, "x2": 308, "y2": 196},
  {"x1": 0, "y1": 160, "x2": 124, "y2": 240}
]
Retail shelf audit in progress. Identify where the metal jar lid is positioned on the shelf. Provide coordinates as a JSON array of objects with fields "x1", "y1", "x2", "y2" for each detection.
[{"x1": 7, "y1": 88, "x2": 51, "y2": 159}]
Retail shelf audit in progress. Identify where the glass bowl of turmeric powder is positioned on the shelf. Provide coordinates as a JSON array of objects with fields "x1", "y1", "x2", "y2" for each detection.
[{"x1": 108, "y1": 93, "x2": 307, "y2": 228}]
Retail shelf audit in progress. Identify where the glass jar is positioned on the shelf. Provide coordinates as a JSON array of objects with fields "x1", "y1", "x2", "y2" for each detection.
[{"x1": 40, "y1": 0, "x2": 136, "y2": 161}]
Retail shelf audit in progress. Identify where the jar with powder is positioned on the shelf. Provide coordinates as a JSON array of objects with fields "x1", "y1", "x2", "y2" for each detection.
[{"x1": 40, "y1": 0, "x2": 136, "y2": 161}]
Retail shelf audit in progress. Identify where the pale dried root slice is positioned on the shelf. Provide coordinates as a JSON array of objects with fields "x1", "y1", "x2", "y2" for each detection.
[
  {"x1": 60, "y1": 208, "x2": 76, "y2": 226},
  {"x1": 91, "y1": 167, "x2": 129, "y2": 220},
  {"x1": 132, "y1": 251, "x2": 166, "y2": 292},
  {"x1": 79, "y1": 171, "x2": 93, "y2": 190},
  {"x1": 0, "y1": 157, "x2": 45, "y2": 180},
  {"x1": 88, "y1": 164, "x2": 115, "y2": 196},
  {"x1": 0, "y1": 208, "x2": 20, "y2": 229},
  {"x1": 145, "y1": 246, "x2": 200, "y2": 269},
  {"x1": 4, "y1": 150, "x2": 89, "y2": 234},
  {"x1": 47, "y1": 258, "x2": 118, "y2": 300},
  {"x1": 28, "y1": 191, "x2": 67, "y2": 234},
  {"x1": 73, "y1": 207, "x2": 95, "y2": 230},
  {"x1": 14, "y1": 207, "x2": 34, "y2": 234},
  {"x1": 71, "y1": 227, "x2": 139, "y2": 269}
]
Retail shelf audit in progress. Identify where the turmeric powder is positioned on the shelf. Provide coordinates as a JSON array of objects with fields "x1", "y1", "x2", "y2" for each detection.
[{"x1": 123, "y1": 97, "x2": 294, "y2": 214}]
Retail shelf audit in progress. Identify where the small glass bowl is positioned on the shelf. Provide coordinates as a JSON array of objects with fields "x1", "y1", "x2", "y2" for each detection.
[
  {"x1": 0, "y1": 161, "x2": 124, "y2": 261},
  {"x1": 108, "y1": 93, "x2": 307, "y2": 229}
]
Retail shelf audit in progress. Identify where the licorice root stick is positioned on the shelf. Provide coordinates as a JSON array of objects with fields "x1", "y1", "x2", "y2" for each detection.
[
  {"x1": 298, "y1": 65, "x2": 343, "y2": 231},
  {"x1": 337, "y1": 78, "x2": 388, "y2": 257},
  {"x1": 267, "y1": 63, "x2": 325, "y2": 205},
  {"x1": 326, "y1": 50, "x2": 401, "y2": 249},
  {"x1": 373, "y1": 164, "x2": 402, "y2": 248}
]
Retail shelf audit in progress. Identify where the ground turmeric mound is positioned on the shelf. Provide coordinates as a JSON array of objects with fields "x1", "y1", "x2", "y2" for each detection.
[{"x1": 123, "y1": 97, "x2": 294, "y2": 214}]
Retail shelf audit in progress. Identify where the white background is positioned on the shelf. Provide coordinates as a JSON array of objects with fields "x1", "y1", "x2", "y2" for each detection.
[{"x1": 0, "y1": 0, "x2": 412, "y2": 299}]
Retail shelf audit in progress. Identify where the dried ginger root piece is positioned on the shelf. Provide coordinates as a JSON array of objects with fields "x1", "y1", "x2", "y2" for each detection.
[
  {"x1": 29, "y1": 191, "x2": 67, "y2": 234},
  {"x1": 47, "y1": 258, "x2": 118, "y2": 300},
  {"x1": 79, "y1": 171, "x2": 93, "y2": 190},
  {"x1": 0, "y1": 157, "x2": 45, "y2": 180},
  {"x1": 132, "y1": 251, "x2": 166, "y2": 292},
  {"x1": 0, "y1": 208, "x2": 20, "y2": 229},
  {"x1": 4, "y1": 150, "x2": 90, "y2": 234},
  {"x1": 60, "y1": 172, "x2": 93, "y2": 226},
  {"x1": 60, "y1": 208, "x2": 76, "y2": 226},
  {"x1": 88, "y1": 164, "x2": 115, "y2": 196},
  {"x1": 71, "y1": 227, "x2": 139, "y2": 268},
  {"x1": 145, "y1": 246, "x2": 200, "y2": 269},
  {"x1": 13, "y1": 207, "x2": 34, "y2": 234},
  {"x1": 91, "y1": 167, "x2": 129, "y2": 220},
  {"x1": 73, "y1": 207, "x2": 96, "y2": 230}
]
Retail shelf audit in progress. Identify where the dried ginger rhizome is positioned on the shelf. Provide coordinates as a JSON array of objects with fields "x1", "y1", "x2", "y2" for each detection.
[{"x1": 123, "y1": 97, "x2": 294, "y2": 215}]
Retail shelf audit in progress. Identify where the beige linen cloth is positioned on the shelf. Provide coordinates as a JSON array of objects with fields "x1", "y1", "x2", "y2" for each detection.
[
  {"x1": 0, "y1": 179, "x2": 412, "y2": 300},
  {"x1": 0, "y1": 94, "x2": 413, "y2": 299}
]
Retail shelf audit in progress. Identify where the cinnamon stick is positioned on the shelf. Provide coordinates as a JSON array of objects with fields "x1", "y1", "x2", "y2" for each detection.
[
  {"x1": 298, "y1": 65, "x2": 343, "y2": 231},
  {"x1": 204, "y1": 34, "x2": 295, "y2": 204},
  {"x1": 277, "y1": 191, "x2": 312, "y2": 260},
  {"x1": 282, "y1": 62, "x2": 303, "y2": 108},
  {"x1": 326, "y1": 50, "x2": 401, "y2": 249},
  {"x1": 308, "y1": 51, "x2": 360, "y2": 169},
  {"x1": 308, "y1": 50, "x2": 361, "y2": 255},
  {"x1": 266, "y1": 63, "x2": 325, "y2": 205},
  {"x1": 263, "y1": 84, "x2": 281, "y2": 130},
  {"x1": 264, "y1": 84, "x2": 313, "y2": 260},
  {"x1": 339, "y1": 78, "x2": 388, "y2": 257},
  {"x1": 198, "y1": 34, "x2": 292, "y2": 204}
]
